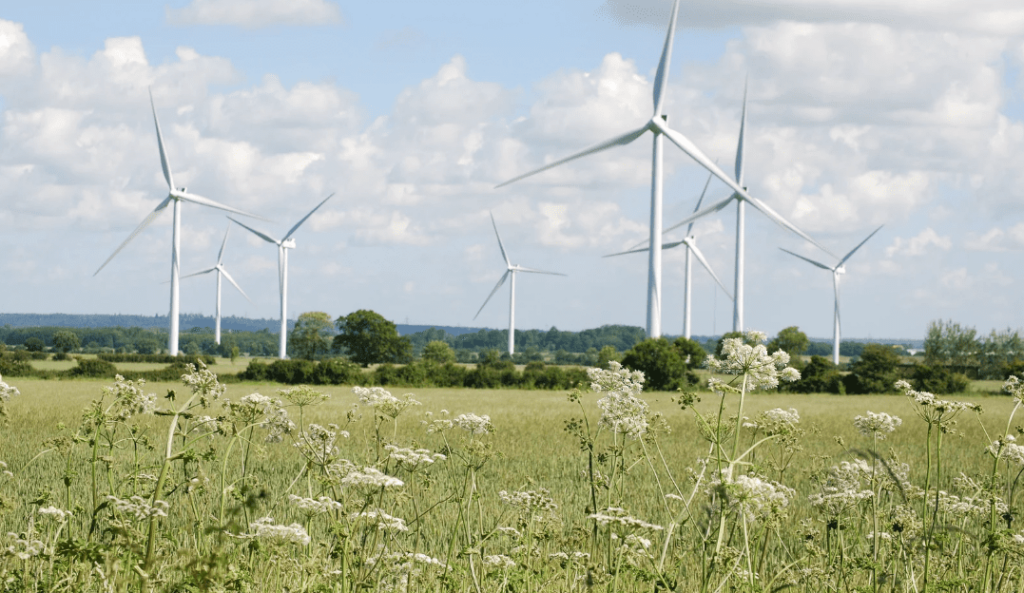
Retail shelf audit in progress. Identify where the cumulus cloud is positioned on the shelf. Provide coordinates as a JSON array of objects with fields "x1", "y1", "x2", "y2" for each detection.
[
  {"x1": 885, "y1": 228, "x2": 951, "y2": 257},
  {"x1": 0, "y1": 20, "x2": 34, "y2": 78},
  {"x1": 167, "y1": 0, "x2": 342, "y2": 28},
  {"x1": 965, "y1": 223, "x2": 1024, "y2": 251}
]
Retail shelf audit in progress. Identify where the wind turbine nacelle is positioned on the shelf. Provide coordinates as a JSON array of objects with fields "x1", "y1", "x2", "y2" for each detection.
[
  {"x1": 282, "y1": 238, "x2": 297, "y2": 249},
  {"x1": 836, "y1": 265, "x2": 847, "y2": 275}
]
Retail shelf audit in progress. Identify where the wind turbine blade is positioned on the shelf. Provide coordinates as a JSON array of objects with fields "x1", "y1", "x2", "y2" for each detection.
[
  {"x1": 175, "y1": 190, "x2": 264, "y2": 220},
  {"x1": 688, "y1": 241, "x2": 733, "y2": 300},
  {"x1": 490, "y1": 212, "x2": 511, "y2": 267},
  {"x1": 94, "y1": 196, "x2": 173, "y2": 276},
  {"x1": 473, "y1": 271, "x2": 510, "y2": 320},
  {"x1": 149, "y1": 89, "x2": 174, "y2": 191},
  {"x1": 284, "y1": 193, "x2": 335, "y2": 240},
  {"x1": 661, "y1": 192, "x2": 737, "y2": 238},
  {"x1": 745, "y1": 195, "x2": 837, "y2": 258},
  {"x1": 735, "y1": 80, "x2": 747, "y2": 186},
  {"x1": 220, "y1": 267, "x2": 253, "y2": 303},
  {"x1": 217, "y1": 225, "x2": 230, "y2": 265},
  {"x1": 495, "y1": 124, "x2": 650, "y2": 188},
  {"x1": 838, "y1": 224, "x2": 884, "y2": 267},
  {"x1": 516, "y1": 267, "x2": 567, "y2": 276},
  {"x1": 228, "y1": 217, "x2": 280, "y2": 245},
  {"x1": 779, "y1": 247, "x2": 833, "y2": 271},
  {"x1": 180, "y1": 267, "x2": 217, "y2": 280},
  {"x1": 686, "y1": 171, "x2": 716, "y2": 236},
  {"x1": 653, "y1": 119, "x2": 748, "y2": 194},
  {"x1": 605, "y1": 240, "x2": 685, "y2": 258},
  {"x1": 652, "y1": 0, "x2": 682, "y2": 116}
]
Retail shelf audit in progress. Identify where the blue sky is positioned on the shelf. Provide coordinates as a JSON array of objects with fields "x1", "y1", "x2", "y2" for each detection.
[{"x1": 1, "y1": 0, "x2": 1024, "y2": 342}]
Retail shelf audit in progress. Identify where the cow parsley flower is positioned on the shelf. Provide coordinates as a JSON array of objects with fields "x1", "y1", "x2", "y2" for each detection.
[
  {"x1": 294, "y1": 423, "x2": 347, "y2": 465},
  {"x1": 103, "y1": 375, "x2": 156, "y2": 420},
  {"x1": 6, "y1": 535, "x2": 43, "y2": 560},
  {"x1": 37, "y1": 506, "x2": 73, "y2": 521},
  {"x1": 385, "y1": 444, "x2": 445, "y2": 471},
  {"x1": 180, "y1": 362, "x2": 227, "y2": 407},
  {"x1": 105, "y1": 495, "x2": 169, "y2": 521},
  {"x1": 710, "y1": 473, "x2": 795, "y2": 522},
  {"x1": 279, "y1": 385, "x2": 330, "y2": 408},
  {"x1": 589, "y1": 507, "x2": 663, "y2": 531},
  {"x1": 483, "y1": 555, "x2": 516, "y2": 569},
  {"x1": 0, "y1": 373, "x2": 20, "y2": 420},
  {"x1": 454, "y1": 413, "x2": 492, "y2": 435},
  {"x1": 351, "y1": 509, "x2": 408, "y2": 532},
  {"x1": 745, "y1": 408, "x2": 801, "y2": 436},
  {"x1": 422, "y1": 410, "x2": 454, "y2": 434},
  {"x1": 354, "y1": 386, "x2": 421, "y2": 419},
  {"x1": 248, "y1": 517, "x2": 310, "y2": 546},
  {"x1": 706, "y1": 331, "x2": 800, "y2": 390},
  {"x1": 342, "y1": 467, "x2": 404, "y2": 490},
  {"x1": 989, "y1": 435, "x2": 1024, "y2": 465},
  {"x1": 588, "y1": 362, "x2": 650, "y2": 439},
  {"x1": 853, "y1": 411, "x2": 902, "y2": 439},
  {"x1": 897, "y1": 380, "x2": 978, "y2": 426},
  {"x1": 288, "y1": 494, "x2": 342, "y2": 516}
]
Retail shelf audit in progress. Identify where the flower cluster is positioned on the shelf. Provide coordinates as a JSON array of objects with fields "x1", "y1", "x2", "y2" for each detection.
[
  {"x1": 589, "y1": 362, "x2": 649, "y2": 439},
  {"x1": 1004, "y1": 375, "x2": 1024, "y2": 403},
  {"x1": 342, "y1": 467, "x2": 404, "y2": 491},
  {"x1": 853, "y1": 411, "x2": 902, "y2": 440},
  {"x1": 105, "y1": 495, "x2": 169, "y2": 521},
  {"x1": 354, "y1": 386, "x2": 421, "y2": 419},
  {"x1": 386, "y1": 444, "x2": 446, "y2": 471},
  {"x1": 896, "y1": 380, "x2": 979, "y2": 425},
  {"x1": 710, "y1": 473, "x2": 795, "y2": 522},
  {"x1": 103, "y1": 375, "x2": 156, "y2": 420},
  {"x1": 278, "y1": 385, "x2": 330, "y2": 408},
  {"x1": 294, "y1": 423, "x2": 347, "y2": 465},
  {"x1": 248, "y1": 517, "x2": 311, "y2": 546},
  {"x1": 5, "y1": 534, "x2": 43, "y2": 560},
  {"x1": 989, "y1": 435, "x2": 1024, "y2": 465},
  {"x1": 483, "y1": 555, "x2": 516, "y2": 569},
  {"x1": 0, "y1": 373, "x2": 20, "y2": 419},
  {"x1": 706, "y1": 331, "x2": 800, "y2": 390},
  {"x1": 422, "y1": 409, "x2": 454, "y2": 434},
  {"x1": 180, "y1": 362, "x2": 227, "y2": 407},
  {"x1": 499, "y1": 488, "x2": 558, "y2": 523},
  {"x1": 589, "y1": 507, "x2": 663, "y2": 531},
  {"x1": 37, "y1": 506, "x2": 73, "y2": 522},
  {"x1": 743, "y1": 408, "x2": 800, "y2": 435},
  {"x1": 350, "y1": 509, "x2": 408, "y2": 532},
  {"x1": 454, "y1": 413, "x2": 492, "y2": 435},
  {"x1": 287, "y1": 495, "x2": 342, "y2": 516}
]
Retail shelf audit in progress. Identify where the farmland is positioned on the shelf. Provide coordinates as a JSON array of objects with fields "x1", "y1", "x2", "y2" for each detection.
[{"x1": 1, "y1": 346, "x2": 1023, "y2": 591}]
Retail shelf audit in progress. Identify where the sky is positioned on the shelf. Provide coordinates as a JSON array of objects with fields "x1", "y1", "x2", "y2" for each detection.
[{"x1": 1, "y1": 0, "x2": 1023, "y2": 341}]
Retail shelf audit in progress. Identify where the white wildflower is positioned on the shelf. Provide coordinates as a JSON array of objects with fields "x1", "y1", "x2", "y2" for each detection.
[
  {"x1": 180, "y1": 362, "x2": 227, "y2": 406},
  {"x1": 37, "y1": 506, "x2": 73, "y2": 521},
  {"x1": 710, "y1": 473, "x2": 795, "y2": 521},
  {"x1": 988, "y1": 436, "x2": 1024, "y2": 465},
  {"x1": 351, "y1": 509, "x2": 408, "y2": 532},
  {"x1": 386, "y1": 444, "x2": 446, "y2": 471},
  {"x1": 454, "y1": 413, "x2": 492, "y2": 435},
  {"x1": 589, "y1": 507, "x2": 663, "y2": 531},
  {"x1": 354, "y1": 386, "x2": 421, "y2": 419},
  {"x1": 248, "y1": 517, "x2": 310, "y2": 546},
  {"x1": 483, "y1": 555, "x2": 516, "y2": 569},
  {"x1": 287, "y1": 494, "x2": 342, "y2": 516},
  {"x1": 422, "y1": 410, "x2": 454, "y2": 434},
  {"x1": 278, "y1": 385, "x2": 329, "y2": 407},
  {"x1": 342, "y1": 467, "x2": 404, "y2": 490},
  {"x1": 294, "y1": 423, "x2": 347, "y2": 465},
  {"x1": 588, "y1": 362, "x2": 649, "y2": 439},
  {"x1": 103, "y1": 375, "x2": 156, "y2": 420},
  {"x1": 6, "y1": 535, "x2": 43, "y2": 560},
  {"x1": 706, "y1": 331, "x2": 799, "y2": 389},
  {"x1": 853, "y1": 411, "x2": 902, "y2": 439},
  {"x1": 105, "y1": 495, "x2": 169, "y2": 521}
]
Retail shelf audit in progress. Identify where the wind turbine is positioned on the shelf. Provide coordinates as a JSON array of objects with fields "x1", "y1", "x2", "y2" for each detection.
[
  {"x1": 474, "y1": 213, "x2": 566, "y2": 356},
  {"x1": 229, "y1": 193, "x2": 335, "y2": 359},
  {"x1": 780, "y1": 225, "x2": 883, "y2": 365},
  {"x1": 650, "y1": 86, "x2": 835, "y2": 332},
  {"x1": 496, "y1": 0, "x2": 830, "y2": 339},
  {"x1": 95, "y1": 90, "x2": 262, "y2": 356},
  {"x1": 180, "y1": 225, "x2": 251, "y2": 346},
  {"x1": 605, "y1": 171, "x2": 732, "y2": 339}
]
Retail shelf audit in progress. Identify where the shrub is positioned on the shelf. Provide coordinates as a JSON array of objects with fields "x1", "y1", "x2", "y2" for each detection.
[
  {"x1": 844, "y1": 343, "x2": 901, "y2": 394},
  {"x1": 786, "y1": 355, "x2": 842, "y2": 394},
  {"x1": 64, "y1": 358, "x2": 118, "y2": 379},
  {"x1": 98, "y1": 353, "x2": 216, "y2": 364},
  {"x1": 911, "y1": 364, "x2": 971, "y2": 395},
  {"x1": 621, "y1": 338, "x2": 697, "y2": 391}
]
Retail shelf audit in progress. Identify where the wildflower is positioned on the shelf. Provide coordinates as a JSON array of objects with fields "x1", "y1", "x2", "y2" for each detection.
[
  {"x1": 988, "y1": 435, "x2": 1024, "y2": 465},
  {"x1": 248, "y1": 517, "x2": 311, "y2": 546},
  {"x1": 454, "y1": 413, "x2": 492, "y2": 435},
  {"x1": 350, "y1": 509, "x2": 408, "y2": 532},
  {"x1": 287, "y1": 494, "x2": 342, "y2": 516},
  {"x1": 710, "y1": 473, "x2": 795, "y2": 521},
  {"x1": 706, "y1": 331, "x2": 800, "y2": 390},
  {"x1": 1004, "y1": 375, "x2": 1024, "y2": 403},
  {"x1": 354, "y1": 386, "x2": 421, "y2": 419},
  {"x1": 496, "y1": 526, "x2": 523, "y2": 539},
  {"x1": 342, "y1": 467, "x2": 404, "y2": 490},
  {"x1": 0, "y1": 373, "x2": 20, "y2": 420},
  {"x1": 103, "y1": 375, "x2": 156, "y2": 420},
  {"x1": 294, "y1": 424, "x2": 347, "y2": 465},
  {"x1": 386, "y1": 444, "x2": 446, "y2": 471},
  {"x1": 746, "y1": 408, "x2": 801, "y2": 436},
  {"x1": 37, "y1": 506, "x2": 73, "y2": 521},
  {"x1": 483, "y1": 555, "x2": 516, "y2": 569},
  {"x1": 6, "y1": 534, "x2": 43, "y2": 560},
  {"x1": 422, "y1": 409, "x2": 454, "y2": 434},
  {"x1": 105, "y1": 495, "x2": 169, "y2": 521},
  {"x1": 191, "y1": 415, "x2": 222, "y2": 435},
  {"x1": 589, "y1": 507, "x2": 663, "y2": 531},
  {"x1": 853, "y1": 411, "x2": 902, "y2": 439},
  {"x1": 278, "y1": 385, "x2": 330, "y2": 408},
  {"x1": 897, "y1": 380, "x2": 979, "y2": 426},
  {"x1": 180, "y1": 362, "x2": 227, "y2": 407},
  {"x1": 588, "y1": 362, "x2": 649, "y2": 439}
]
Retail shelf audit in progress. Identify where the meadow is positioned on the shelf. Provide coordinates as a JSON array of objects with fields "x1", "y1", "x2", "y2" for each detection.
[{"x1": 1, "y1": 336, "x2": 1023, "y2": 592}]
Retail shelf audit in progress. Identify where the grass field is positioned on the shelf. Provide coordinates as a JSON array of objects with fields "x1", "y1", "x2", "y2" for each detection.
[{"x1": 1, "y1": 358, "x2": 1023, "y2": 592}]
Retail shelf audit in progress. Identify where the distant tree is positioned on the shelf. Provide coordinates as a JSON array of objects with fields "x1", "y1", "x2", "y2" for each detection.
[
  {"x1": 333, "y1": 310, "x2": 412, "y2": 366},
  {"x1": 230, "y1": 346, "x2": 240, "y2": 364},
  {"x1": 673, "y1": 337, "x2": 708, "y2": 366},
  {"x1": 925, "y1": 319, "x2": 979, "y2": 371},
  {"x1": 135, "y1": 336, "x2": 162, "y2": 355},
  {"x1": 806, "y1": 342, "x2": 832, "y2": 357},
  {"x1": 767, "y1": 326, "x2": 809, "y2": 358},
  {"x1": 52, "y1": 330, "x2": 81, "y2": 354},
  {"x1": 844, "y1": 343, "x2": 902, "y2": 394},
  {"x1": 621, "y1": 338, "x2": 696, "y2": 391},
  {"x1": 786, "y1": 356, "x2": 842, "y2": 394},
  {"x1": 978, "y1": 328, "x2": 1024, "y2": 379},
  {"x1": 596, "y1": 345, "x2": 620, "y2": 369},
  {"x1": 422, "y1": 340, "x2": 456, "y2": 365},
  {"x1": 24, "y1": 337, "x2": 44, "y2": 352},
  {"x1": 839, "y1": 341, "x2": 866, "y2": 358},
  {"x1": 290, "y1": 312, "x2": 334, "y2": 360},
  {"x1": 911, "y1": 364, "x2": 970, "y2": 395}
]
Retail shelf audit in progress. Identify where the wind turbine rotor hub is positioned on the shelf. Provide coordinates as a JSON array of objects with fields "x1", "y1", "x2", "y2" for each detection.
[{"x1": 282, "y1": 238, "x2": 297, "y2": 249}]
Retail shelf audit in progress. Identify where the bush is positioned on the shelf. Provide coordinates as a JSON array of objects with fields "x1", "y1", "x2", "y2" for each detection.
[
  {"x1": 621, "y1": 338, "x2": 697, "y2": 391},
  {"x1": 64, "y1": 358, "x2": 118, "y2": 379},
  {"x1": 24, "y1": 337, "x2": 45, "y2": 352},
  {"x1": 98, "y1": 353, "x2": 216, "y2": 364},
  {"x1": 911, "y1": 364, "x2": 971, "y2": 395},
  {"x1": 844, "y1": 344, "x2": 901, "y2": 394},
  {"x1": 786, "y1": 356, "x2": 843, "y2": 394}
]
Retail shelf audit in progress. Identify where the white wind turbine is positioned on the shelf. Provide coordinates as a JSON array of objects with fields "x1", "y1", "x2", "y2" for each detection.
[
  {"x1": 496, "y1": 0, "x2": 827, "y2": 339},
  {"x1": 780, "y1": 225, "x2": 883, "y2": 365},
  {"x1": 474, "y1": 213, "x2": 566, "y2": 356},
  {"x1": 606, "y1": 171, "x2": 732, "y2": 339},
  {"x1": 95, "y1": 91, "x2": 262, "y2": 356},
  {"x1": 229, "y1": 193, "x2": 335, "y2": 359},
  {"x1": 180, "y1": 225, "x2": 251, "y2": 346},
  {"x1": 651, "y1": 86, "x2": 835, "y2": 332}
]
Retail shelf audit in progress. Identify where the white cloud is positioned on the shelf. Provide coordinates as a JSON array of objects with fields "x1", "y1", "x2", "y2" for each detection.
[
  {"x1": 965, "y1": 223, "x2": 1024, "y2": 251},
  {"x1": 885, "y1": 228, "x2": 951, "y2": 257},
  {"x1": 0, "y1": 20, "x2": 34, "y2": 78},
  {"x1": 167, "y1": 0, "x2": 342, "y2": 28}
]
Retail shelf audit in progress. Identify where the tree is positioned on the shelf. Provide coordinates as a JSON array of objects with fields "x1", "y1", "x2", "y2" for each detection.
[
  {"x1": 24, "y1": 337, "x2": 44, "y2": 352},
  {"x1": 596, "y1": 345, "x2": 620, "y2": 369},
  {"x1": 786, "y1": 356, "x2": 842, "y2": 394},
  {"x1": 621, "y1": 338, "x2": 696, "y2": 391},
  {"x1": 422, "y1": 340, "x2": 456, "y2": 365},
  {"x1": 924, "y1": 319, "x2": 978, "y2": 370},
  {"x1": 290, "y1": 312, "x2": 334, "y2": 360},
  {"x1": 52, "y1": 330, "x2": 80, "y2": 354},
  {"x1": 673, "y1": 337, "x2": 707, "y2": 366},
  {"x1": 333, "y1": 310, "x2": 412, "y2": 366},
  {"x1": 767, "y1": 326, "x2": 809, "y2": 358},
  {"x1": 844, "y1": 343, "x2": 902, "y2": 394}
]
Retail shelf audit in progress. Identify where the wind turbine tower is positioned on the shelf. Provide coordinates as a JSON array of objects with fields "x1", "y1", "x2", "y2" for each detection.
[
  {"x1": 229, "y1": 193, "x2": 334, "y2": 359},
  {"x1": 474, "y1": 213, "x2": 566, "y2": 356},
  {"x1": 181, "y1": 225, "x2": 252, "y2": 345},
  {"x1": 95, "y1": 91, "x2": 261, "y2": 355},
  {"x1": 780, "y1": 226, "x2": 883, "y2": 365}
]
